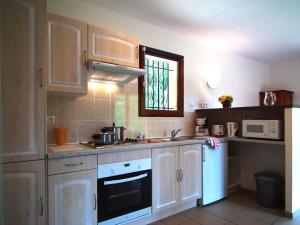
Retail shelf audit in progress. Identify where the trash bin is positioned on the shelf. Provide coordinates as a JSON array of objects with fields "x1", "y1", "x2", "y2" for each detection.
[{"x1": 254, "y1": 171, "x2": 283, "y2": 208}]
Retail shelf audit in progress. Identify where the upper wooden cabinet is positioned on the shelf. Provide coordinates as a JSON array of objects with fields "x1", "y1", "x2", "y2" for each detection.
[
  {"x1": 47, "y1": 13, "x2": 88, "y2": 94},
  {"x1": 1, "y1": 0, "x2": 46, "y2": 163},
  {"x1": 88, "y1": 25, "x2": 139, "y2": 68},
  {"x1": 4, "y1": 160, "x2": 46, "y2": 225}
]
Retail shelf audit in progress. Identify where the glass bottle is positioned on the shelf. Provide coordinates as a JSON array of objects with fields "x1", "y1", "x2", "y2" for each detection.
[{"x1": 264, "y1": 91, "x2": 276, "y2": 106}]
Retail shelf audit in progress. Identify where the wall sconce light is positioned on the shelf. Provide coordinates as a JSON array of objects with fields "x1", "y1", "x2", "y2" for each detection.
[{"x1": 202, "y1": 65, "x2": 221, "y2": 89}]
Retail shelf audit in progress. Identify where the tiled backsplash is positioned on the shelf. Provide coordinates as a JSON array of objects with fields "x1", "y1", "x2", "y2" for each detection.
[{"x1": 47, "y1": 82, "x2": 196, "y2": 145}]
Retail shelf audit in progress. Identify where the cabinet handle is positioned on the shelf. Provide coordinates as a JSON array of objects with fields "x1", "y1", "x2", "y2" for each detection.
[
  {"x1": 64, "y1": 162, "x2": 84, "y2": 167},
  {"x1": 39, "y1": 68, "x2": 43, "y2": 88},
  {"x1": 40, "y1": 197, "x2": 44, "y2": 216},
  {"x1": 136, "y1": 46, "x2": 139, "y2": 59},
  {"x1": 176, "y1": 169, "x2": 180, "y2": 182},
  {"x1": 93, "y1": 193, "x2": 97, "y2": 210},
  {"x1": 83, "y1": 50, "x2": 88, "y2": 66},
  {"x1": 180, "y1": 169, "x2": 183, "y2": 182}
]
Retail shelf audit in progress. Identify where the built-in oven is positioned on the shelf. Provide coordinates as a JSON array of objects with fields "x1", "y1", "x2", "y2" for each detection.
[{"x1": 98, "y1": 158, "x2": 152, "y2": 225}]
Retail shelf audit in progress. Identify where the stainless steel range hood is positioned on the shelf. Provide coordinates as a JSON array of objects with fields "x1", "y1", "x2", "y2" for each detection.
[{"x1": 89, "y1": 61, "x2": 145, "y2": 84}]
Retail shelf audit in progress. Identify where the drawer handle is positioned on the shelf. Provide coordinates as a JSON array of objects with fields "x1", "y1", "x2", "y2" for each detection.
[
  {"x1": 40, "y1": 197, "x2": 44, "y2": 216},
  {"x1": 39, "y1": 68, "x2": 43, "y2": 88},
  {"x1": 136, "y1": 46, "x2": 139, "y2": 59},
  {"x1": 64, "y1": 162, "x2": 84, "y2": 167},
  {"x1": 180, "y1": 169, "x2": 183, "y2": 182},
  {"x1": 93, "y1": 193, "x2": 97, "y2": 210}
]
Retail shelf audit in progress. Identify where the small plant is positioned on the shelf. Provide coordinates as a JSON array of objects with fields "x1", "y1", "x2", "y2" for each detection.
[
  {"x1": 218, "y1": 95, "x2": 234, "y2": 103},
  {"x1": 218, "y1": 95, "x2": 234, "y2": 108}
]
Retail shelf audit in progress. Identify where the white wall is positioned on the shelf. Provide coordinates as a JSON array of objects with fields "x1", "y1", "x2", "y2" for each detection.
[
  {"x1": 48, "y1": 0, "x2": 271, "y2": 111},
  {"x1": 271, "y1": 58, "x2": 300, "y2": 104}
]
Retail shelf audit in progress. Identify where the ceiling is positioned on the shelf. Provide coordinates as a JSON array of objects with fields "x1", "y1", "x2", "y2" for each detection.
[{"x1": 88, "y1": 0, "x2": 300, "y2": 64}]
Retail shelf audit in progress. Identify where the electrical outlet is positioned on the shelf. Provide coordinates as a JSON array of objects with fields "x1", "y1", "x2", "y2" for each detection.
[{"x1": 47, "y1": 116, "x2": 56, "y2": 125}]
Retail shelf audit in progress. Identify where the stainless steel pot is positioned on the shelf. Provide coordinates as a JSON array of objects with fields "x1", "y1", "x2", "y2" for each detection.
[
  {"x1": 92, "y1": 132, "x2": 113, "y2": 145},
  {"x1": 104, "y1": 123, "x2": 126, "y2": 143}
]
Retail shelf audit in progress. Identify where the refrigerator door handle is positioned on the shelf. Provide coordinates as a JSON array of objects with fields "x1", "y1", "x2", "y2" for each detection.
[{"x1": 203, "y1": 148, "x2": 206, "y2": 162}]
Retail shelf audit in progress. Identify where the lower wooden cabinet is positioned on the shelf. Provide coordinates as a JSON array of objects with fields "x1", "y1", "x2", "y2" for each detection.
[
  {"x1": 179, "y1": 144, "x2": 202, "y2": 204},
  {"x1": 152, "y1": 146, "x2": 180, "y2": 213},
  {"x1": 48, "y1": 169, "x2": 97, "y2": 225},
  {"x1": 152, "y1": 144, "x2": 202, "y2": 213},
  {"x1": 3, "y1": 160, "x2": 46, "y2": 225}
]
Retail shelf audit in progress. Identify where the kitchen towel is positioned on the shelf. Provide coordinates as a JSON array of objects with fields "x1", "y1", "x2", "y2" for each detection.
[{"x1": 205, "y1": 136, "x2": 220, "y2": 149}]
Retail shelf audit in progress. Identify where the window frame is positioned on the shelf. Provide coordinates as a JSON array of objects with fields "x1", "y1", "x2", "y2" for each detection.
[{"x1": 138, "y1": 45, "x2": 184, "y2": 117}]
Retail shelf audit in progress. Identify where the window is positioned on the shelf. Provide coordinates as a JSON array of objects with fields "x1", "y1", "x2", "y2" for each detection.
[{"x1": 138, "y1": 46, "x2": 184, "y2": 117}]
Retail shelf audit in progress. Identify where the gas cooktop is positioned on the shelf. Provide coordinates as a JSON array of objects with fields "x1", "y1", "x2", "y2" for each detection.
[{"x1": 80, "y1": 138, "x2": 139, "y2": 149}]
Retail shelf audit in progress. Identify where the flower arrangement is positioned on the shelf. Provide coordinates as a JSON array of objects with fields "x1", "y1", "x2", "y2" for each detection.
[{"x1": 218, "y1": 95, "x2": 234, "y2": 108}]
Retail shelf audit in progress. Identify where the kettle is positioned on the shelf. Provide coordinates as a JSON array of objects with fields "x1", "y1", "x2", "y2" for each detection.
[{"x1": 227, "y1": 122, "x2": 238, "y2": 137}]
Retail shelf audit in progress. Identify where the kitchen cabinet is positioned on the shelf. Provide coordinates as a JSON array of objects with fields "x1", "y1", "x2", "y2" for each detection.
[
  {"x1": 152, "y1": 146, "x2": 180, "y2": 213},
  {"x1": 202, "y1": 143, "x2": 228, "y2": 205},
  {"x1": 152, "y1": 144, "x2": 202, "y2": 213},
  {"x1": 48, "y1": 169, "x2": 97, "y2": 225},
  {"x1": 88, "y1": 25, "x2": 139, "y2": 68},
  {"x1": 3, "y1": 160, "x2": 46, "y2": 225},
  {"x1": 47, "y1": 13, "x2": 88, "y2": 94},
  {"x1": 1, "y1": 0, "x2": 46, "y2": 163},
  {"x1": 179, "y1": 144, "x2": 202, "y2": 204}
]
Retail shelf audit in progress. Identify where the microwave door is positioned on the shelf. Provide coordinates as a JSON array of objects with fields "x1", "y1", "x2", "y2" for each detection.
[{"x1": 244, "y1": 121, "x2": 268, "y2": 138}]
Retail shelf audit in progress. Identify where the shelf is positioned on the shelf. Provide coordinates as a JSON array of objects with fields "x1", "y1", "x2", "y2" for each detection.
[
  {"x1": 227, "y1": 137, "x2": 285, "y2": 146},
  {"x1": 228, "y1": 155, "x2": 240, "y2": 160},
  {"x1": 228, "y1": 182, "x2": 240, "y2": 189},
  {"x1": 195, "y1": 105, "x2": 300, "y2": 113}
]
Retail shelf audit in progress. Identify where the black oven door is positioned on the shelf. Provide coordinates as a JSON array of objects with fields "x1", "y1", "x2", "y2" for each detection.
[{"x1": 98, "y1": 169, "x2": 152, "y2": 222}]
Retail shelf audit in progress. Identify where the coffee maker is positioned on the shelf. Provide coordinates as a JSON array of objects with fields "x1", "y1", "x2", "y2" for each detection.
[{"x1": 195, "y1": 117, "x2": 209, "y2": 136}]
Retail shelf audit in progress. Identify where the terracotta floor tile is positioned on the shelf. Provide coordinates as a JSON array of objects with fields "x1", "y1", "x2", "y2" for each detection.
[{"x1": 193, "y1": 212, "x2": 228, "y2": 225}]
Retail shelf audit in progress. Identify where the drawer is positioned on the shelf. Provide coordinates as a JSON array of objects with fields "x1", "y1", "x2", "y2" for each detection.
[
  {"x1": 98, "y1": 149, "x2": 151, "y2": 165},
  {"x1": 48, "y1": 155, "x2": 97, "y2": 175}
]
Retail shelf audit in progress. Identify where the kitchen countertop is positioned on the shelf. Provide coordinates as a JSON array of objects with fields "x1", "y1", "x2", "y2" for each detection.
[
  {"x1": 47, "y1": 137, "x2": 229, "y2": 159},
  {"x1": 47, "y1": 136, "x2": 285, "y2": 159}
]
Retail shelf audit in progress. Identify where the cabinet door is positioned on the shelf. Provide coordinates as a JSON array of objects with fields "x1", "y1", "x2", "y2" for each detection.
[
  {"x1": 180, "y1": 144, "x2": 202, "y2": 204},
  {"x1": 47, "y1": 13, "x2": 88, "y2": 94},
  {"x1": 48, "y1": 169, "x2": 97, "y2": 225},
  {"x1": 88, "y1": 25, "x2": 139, "y2": 68},
  {"x1": 152, "y1": 146, "x2": 180, "y2": 213},
  {"x1": 202, "y1": 143, "x2": 228, "y2": 205},
  {"x1": 1, "y1": 0, "x2": 46, "y2": 163},
  {"x1": 3, "y1": 160, "x2": 46, "y2": 225}
]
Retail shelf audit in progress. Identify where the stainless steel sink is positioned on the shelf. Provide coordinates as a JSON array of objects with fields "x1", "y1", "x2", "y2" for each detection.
[{"x1": 162, "y1": 136, "x2": 194, "y2": 142}]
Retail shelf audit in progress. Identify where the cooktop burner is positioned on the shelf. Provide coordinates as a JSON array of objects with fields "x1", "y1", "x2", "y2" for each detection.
[{"x1": 80, "y1": 138, "x2": 139, "y2": 149}]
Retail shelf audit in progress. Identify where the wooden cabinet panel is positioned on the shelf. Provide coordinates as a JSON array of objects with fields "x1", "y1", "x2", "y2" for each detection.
[
  {"x1": 152, "y1": 146, "x2": 180, "y2": 213},
  {"x1": 180, "y1": 144, "x2": 202, "y2": 204},
  {"x1": 48, "y1": 155, "x2": 97, "y2": 175},
  {"x1": 48, "y1": 169, "x2": 97, "y2": 225},
  {"x1": 1, "y1": 0, "x2": 45, "y2": 163},
  {"x1": 88, "y1": 25, "x2": 139, "y2": 68},
  {"x1": 3, "y1": 160, "x2": 46, "y2": 225},
  {"x1": 47, "y1": 14, "x2": 88, "y2": 94}
]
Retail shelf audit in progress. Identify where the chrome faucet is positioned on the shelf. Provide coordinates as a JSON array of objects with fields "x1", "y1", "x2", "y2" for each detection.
[{"x1": 171, "y1": 129, "x2": 182, "y2": 140}]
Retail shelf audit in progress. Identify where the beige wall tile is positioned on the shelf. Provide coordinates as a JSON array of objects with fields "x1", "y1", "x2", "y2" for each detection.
[
  {"x1": 58, "y1": 98, "x2": 77, "y2": 120},
  {"x1": 77, "y1": 99, "x2": 94, "y2": 120},
  {"x1": 95, "y1": 120, "x2": 111, "y2": 132},
  {"x1": 77, "y1": 121, "x2": 95, "y2": 142},
  {"x1": 47, "y1": 124, "x2": 56, "y2": 145},
  {"x1": 95, "y1": 100, "x2": 110, "y2": 120},
  {"x1": 47, "y1": 97, "x2": 58, "y2": 117},
  {"x1": 94, "y1": 83, "x2": 111, "y2": 100}
]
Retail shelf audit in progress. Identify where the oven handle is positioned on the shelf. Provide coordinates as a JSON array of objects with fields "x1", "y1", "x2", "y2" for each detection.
[{"x1": 104, "y1": 173, "x2": 148, "y2": 186}]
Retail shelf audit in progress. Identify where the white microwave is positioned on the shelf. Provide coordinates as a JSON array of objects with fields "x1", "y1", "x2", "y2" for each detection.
[{"x1": 242, "y1": 120, "x2": 283, "y2": 140}]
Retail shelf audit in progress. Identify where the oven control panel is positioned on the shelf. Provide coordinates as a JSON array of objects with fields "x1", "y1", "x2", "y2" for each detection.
[{"x1": 98, "y1": 158, "x2": 151, "y2": 179}]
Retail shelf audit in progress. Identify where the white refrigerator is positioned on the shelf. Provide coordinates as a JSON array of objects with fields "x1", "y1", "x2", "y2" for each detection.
[{"x1": 202, "y1": 143, "x2": 228, "y2": 205}]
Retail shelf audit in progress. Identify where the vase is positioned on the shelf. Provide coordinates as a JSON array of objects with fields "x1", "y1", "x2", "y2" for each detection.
[{"x1": 222, "y1": 101, "x2": 231, "y2": 108}]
